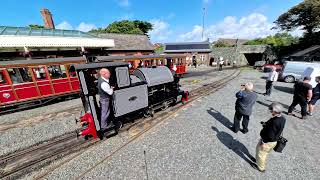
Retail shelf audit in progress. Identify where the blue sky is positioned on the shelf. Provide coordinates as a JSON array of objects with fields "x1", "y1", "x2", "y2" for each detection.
[{"x1": 0, "y1": 0, "x2": 303, "y2": 42}]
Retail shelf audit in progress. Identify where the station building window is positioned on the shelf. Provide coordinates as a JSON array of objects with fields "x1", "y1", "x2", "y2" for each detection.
[
  {"x1": 48, "y1": 65, "x2": 67, "y2": 79},
  {"x1": 7, "y1": 68, "x2": 32, "y2": 84},
  {"x1": 0, "y1": 70, "x2": 7, "y2": 84}
]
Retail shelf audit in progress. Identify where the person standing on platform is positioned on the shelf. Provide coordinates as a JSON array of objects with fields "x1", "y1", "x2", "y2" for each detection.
[
  {"x1": 288, "y1": 76, "x2": 312, "y2": 119},
  {"x1": 251, "y1": 102, "x2": 286, "y2": 172},
  {"x1": 308, "y1": 76, "x2": 320, "y2": 116},
  {"x1": 219, "y1": 57, "x2": 224, "y2": 71},
  {"x1": 264, "y1": 66, "x2": 278, "y2": 96},
  {"x1": 232, "y1": 82, "x2": 257, "y2": 133},
  {"x1": 98, "y1": 68, "x2": 114, "y2": 130}
]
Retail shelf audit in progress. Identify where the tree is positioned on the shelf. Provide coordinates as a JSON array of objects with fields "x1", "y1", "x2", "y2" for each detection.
[
  {"x1": 244, "y1": 33, "x2": 299, "y2": 47},
  {"x1": 89, "y1": 20, "x2": 153, "y2": 35},
  {"x1": 213, "y1": 41, "x2": 231, "y2": 47},
  {"x1": 28, "y1": 24, "x2": 45, "y2": 29},
  {"x1": 155, "y1": 45, "x2": 164, "y2": 54},
  {"x1": 274, "y1": 0, "x2": 320, "y2": 34}
]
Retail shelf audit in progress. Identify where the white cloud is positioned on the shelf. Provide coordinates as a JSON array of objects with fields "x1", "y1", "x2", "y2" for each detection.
[
  {"x1": 76, "y1": 22, "x2": 97, "y2": 32},
  {"x1": 56, "y1": 21, "x2": 97, "y2": 32},
  {"x1": 149, "y1": 19, "x2": 172, "y2": 42},
  {"x1": 179, "y1": 13, "x2": 277, "y2": 42},
  {"x1": 178, "y1": 25, "x2": 204, "y2": 42},
  {"x1": 116, "y1": 0, "x2": 130, "y2": 7},
  {"x1": 56, "y1": 21, "x2": 73, "y2": 30}
]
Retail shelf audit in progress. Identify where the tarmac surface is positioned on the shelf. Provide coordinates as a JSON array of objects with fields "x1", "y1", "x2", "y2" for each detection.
[{"x1": 24, "y1": 68, "x2": 320, "y2": 180}]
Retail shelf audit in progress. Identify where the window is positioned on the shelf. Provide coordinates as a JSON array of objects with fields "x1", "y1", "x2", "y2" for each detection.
[
  {"x1": 48, "y1": 65, "x2": 67, "y2": 79},
  {"x1": 67, "y1": 65, "x2": 77, "y2": 77},
  {"x1": 7, "y1": 68, "x2": 32, "y2": 84},
  {"x1": 0, "y1": 70, "x2": 7, "y2": 84},
  {"x1": 33, "y1": 67, "x2": 47, "y2": 80}
]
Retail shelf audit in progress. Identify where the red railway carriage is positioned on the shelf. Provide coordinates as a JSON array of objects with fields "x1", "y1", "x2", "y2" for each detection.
[
  {"x1": 95, "y1": 54, "x2": 187, "y2": 75},
  {"x1": 0, "y1": 57, "x2": 86, "y2": 109}
]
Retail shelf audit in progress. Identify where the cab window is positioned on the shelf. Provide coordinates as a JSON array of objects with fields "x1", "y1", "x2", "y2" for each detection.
[
  {"x1": 7, "y1": 68, "x2": 32, "y2": 84},
  {"x1": 33, "y1": 67, "x2": 47, "y2": 80},
  {"x1": 48, "y1": 65, "x2": 67, "y2": 79},
  {"x1": 0, "y1": 70, "x2": 7, "y2": 84}
]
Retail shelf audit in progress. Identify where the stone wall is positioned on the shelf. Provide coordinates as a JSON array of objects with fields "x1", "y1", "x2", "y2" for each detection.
[{"x1": 212, "y1": 45, "x2": 271, "y2": 66}]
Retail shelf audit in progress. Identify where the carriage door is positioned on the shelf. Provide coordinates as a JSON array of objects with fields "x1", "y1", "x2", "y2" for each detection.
[
  {"x1": 32, "y1": 66, "x2": 53, "y2": 97},
  {"x1": 47, "y1": 65, "x2": 71, "y2": 94},
  {"x1": 0, "y1": 69, "x2": 17, "y2": 105},
  {"x1": 7, "y1": 67, "x2": 39, "y2": 102}
]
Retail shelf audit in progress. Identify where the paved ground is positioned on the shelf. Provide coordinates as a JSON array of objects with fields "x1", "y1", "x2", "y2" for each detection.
[
  {"x1": 0, "y1": 66, "x2": 234, "y2": 156},
  {"x1": 26, "y1": 68, "x2": 319, "y2": 180}
]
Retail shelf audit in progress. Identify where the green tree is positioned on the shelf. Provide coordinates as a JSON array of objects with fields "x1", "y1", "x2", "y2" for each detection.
[
  {"x1": 244, "y1": 33, "x2": 299, "y2": 47},
  {"x1": 274, "y1": 0, "x2": 320, "y2": 34},
  {"x1": 89, "y1": 20, "x2": 153, "y2": 35},
  {"x1": 213, "y1": 41, "x2": 231, "y2": 47},
  {"x1": 155, "y1": 45, "x2": 164, "y2": 54},
  {"x1": 28, "y1": 24, "x2": 45, "y2": 29}
]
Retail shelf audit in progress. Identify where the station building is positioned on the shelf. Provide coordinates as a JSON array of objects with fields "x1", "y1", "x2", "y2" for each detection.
[
  {"x1": 0, "y1": 26, "x2": 155, "y2": 61},
  {"x1": 163, "y1": 41, "x2": 212, "y2": 66}
]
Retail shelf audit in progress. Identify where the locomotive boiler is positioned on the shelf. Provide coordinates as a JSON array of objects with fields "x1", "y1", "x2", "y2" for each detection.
[{"x1": 76, "y1": 61, "x2": 188, "y2": 139}]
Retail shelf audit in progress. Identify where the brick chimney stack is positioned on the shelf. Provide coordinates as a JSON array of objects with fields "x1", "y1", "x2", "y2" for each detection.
[{"x1": 40, "y1": 8, "x2": 55, "y2": 29}]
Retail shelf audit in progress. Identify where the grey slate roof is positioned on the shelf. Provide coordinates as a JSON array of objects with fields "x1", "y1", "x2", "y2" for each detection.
[
  {"x1": 164, "y1": 41, "x2": 211, "y2": 53},
  {"x1": 97, "y1": 33, "x2": 155, "y2": 51}
]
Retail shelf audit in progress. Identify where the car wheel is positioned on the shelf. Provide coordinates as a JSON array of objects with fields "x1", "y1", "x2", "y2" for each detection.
[{"x1": 284, "y1": 76, "x2": 295, "y2": 83}]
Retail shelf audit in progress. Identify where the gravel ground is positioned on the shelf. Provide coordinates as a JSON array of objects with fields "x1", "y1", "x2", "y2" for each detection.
[
  {"x1": 25, "y1": 68, "x2": 320, "y2": 179},
  {"x1": 0, "y1": 67, "x2": 233, "y2": 156}
]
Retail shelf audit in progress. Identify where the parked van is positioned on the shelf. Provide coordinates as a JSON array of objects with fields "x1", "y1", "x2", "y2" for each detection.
[
  {"x1": 300, "y1": 67, "x2": 320, "y2": 88},
  {"x1": 279, "y1": 61, "x2": 320, "y2": 83}
]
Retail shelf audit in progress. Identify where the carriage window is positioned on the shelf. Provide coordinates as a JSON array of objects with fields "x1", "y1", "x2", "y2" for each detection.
[
  {"x1": 7, "y1": 68, "x2": 32, "y2": 84},
  {"x1": 48, "y1": 65, "x2": 67, "y2": 79},
  {"x1": 34, "y1": 67, "x2": 47, "y2": 80},
  {"x1": 68, "y1": 65, "x2": 77, "y2": 77},
  {"x1": 0, "y1": 71, "x2": 7, "y2": 84}
]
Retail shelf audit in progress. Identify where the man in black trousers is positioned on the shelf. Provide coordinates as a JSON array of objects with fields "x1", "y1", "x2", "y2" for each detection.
[
  {"x1": 232, "y1": 82, "x2": 257, "y2": 133},
  {"x1": 288, "y1": 76, "x2": 312, "y2": 119}
]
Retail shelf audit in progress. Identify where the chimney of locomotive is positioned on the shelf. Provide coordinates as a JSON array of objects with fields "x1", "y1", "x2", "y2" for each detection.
[{"x1": 40, "y1": 8, "x2": 55, "y2": 29}]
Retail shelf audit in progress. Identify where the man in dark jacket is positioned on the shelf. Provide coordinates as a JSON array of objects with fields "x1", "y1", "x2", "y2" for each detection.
[
  {"x1": 251, "y1": 102, "x2": 286, "y2": 172},
  {"x1": 232, "y1": 82, "x2": 257, "y2": 133},
  {"x1": 288, "y1": 76, "x2": 312, "y2": 119}
]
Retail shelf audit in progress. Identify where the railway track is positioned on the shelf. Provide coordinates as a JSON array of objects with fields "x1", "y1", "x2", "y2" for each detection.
[{"x1": 0, "y1": 69, "x2": 241, "y2": 179}]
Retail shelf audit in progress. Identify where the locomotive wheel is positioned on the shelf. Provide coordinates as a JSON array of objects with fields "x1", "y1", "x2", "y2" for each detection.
[
  {"x1": 143, "y1": 108, "x2": 154, "y2": 118},
  {"x1": 162, "y1": 101, "x2": 169, "y2": 110}
]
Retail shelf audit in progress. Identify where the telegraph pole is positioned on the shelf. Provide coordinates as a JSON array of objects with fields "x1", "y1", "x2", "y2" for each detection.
[{"x1": 202, "y1": 7, "x2": 206, "y2": 40}]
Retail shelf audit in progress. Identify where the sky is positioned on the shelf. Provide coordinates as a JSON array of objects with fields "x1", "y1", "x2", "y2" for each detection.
[{"x1": 0, "y1": 0, "x2": 303, "y2": 43}]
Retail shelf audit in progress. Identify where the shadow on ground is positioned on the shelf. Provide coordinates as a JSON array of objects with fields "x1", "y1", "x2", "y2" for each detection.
[
  {"x1": 211, "y1": 126, "x2": 256, "y2": 164},
  {"x1": 207, "y1": 107, "x2": 233, "y2": 131},
  {"x1": 256, "y1": 100, "x2": 299, "y2": 114},
  {"x1": 274, "y1": 85, "x2": 294, "y2": 94}
]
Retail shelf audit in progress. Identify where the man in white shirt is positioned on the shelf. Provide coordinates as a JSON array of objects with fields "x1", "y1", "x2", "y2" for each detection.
[
  {"x1": 264, "y1": 66, "x2": 278, "y2": 96},
  {"x1": 98, "y1": 68, "x2": 114, "y2": 130}
]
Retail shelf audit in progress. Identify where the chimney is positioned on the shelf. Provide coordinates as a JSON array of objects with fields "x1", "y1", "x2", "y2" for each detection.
[{"x1": 40, "y1": 8, "x2": 55, "y2": 29}]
